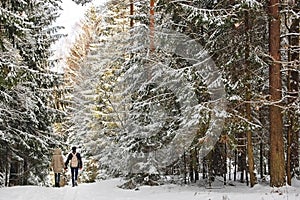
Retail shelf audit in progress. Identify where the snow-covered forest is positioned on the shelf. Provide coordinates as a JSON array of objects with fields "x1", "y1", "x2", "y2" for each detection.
[{"x1": 0, "y1": 0, "x2": 299, "y2": 192}]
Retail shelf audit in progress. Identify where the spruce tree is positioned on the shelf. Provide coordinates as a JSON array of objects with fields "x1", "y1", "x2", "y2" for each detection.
[{"x1": 0, "y1": 0, "x2": 64, "y2": 186}]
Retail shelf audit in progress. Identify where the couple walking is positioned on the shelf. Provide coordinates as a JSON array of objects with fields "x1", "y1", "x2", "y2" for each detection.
[{"x1": 51, "y1": 146, "x2": 83, "y2": 187}]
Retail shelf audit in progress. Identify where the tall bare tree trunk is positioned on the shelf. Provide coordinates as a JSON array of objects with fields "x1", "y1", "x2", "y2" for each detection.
[
  {"x1": 245, "y1": 10, "x2": 256, "y2": 188},
  {"x1": 286, "y1": 16, "x2": 299, "y2": 185},
  {"x1": 268, "y1": 0, "x2": 285, "y2": 187}
]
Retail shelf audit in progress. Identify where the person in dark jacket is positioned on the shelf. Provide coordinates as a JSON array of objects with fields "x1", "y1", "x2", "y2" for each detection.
[{"x1": 65, "y1": 146, "x2": 82, "y2": 187}]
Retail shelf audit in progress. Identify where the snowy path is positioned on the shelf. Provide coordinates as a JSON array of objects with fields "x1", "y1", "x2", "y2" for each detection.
[{"x1": 1, "y1": 179, "x2": 300, "y2": 200}]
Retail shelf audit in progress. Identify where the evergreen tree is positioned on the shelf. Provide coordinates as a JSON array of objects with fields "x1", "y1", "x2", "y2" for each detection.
[{"x1": 0, "y1": 0, "x2": 64, "y2": 186}]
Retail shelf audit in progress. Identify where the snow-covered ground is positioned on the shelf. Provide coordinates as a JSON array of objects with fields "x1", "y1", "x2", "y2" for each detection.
[{"x1": 1, "y1": 178, "x2": 300, "y2": 200}]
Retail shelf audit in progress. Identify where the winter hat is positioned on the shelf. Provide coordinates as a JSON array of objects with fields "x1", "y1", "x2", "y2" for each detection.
[{"x1": 72, "y1": 146, "x2": 76, "y2": 152}]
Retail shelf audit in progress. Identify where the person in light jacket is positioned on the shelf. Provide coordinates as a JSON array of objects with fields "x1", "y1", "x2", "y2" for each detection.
[{"x1": 51, "y1": 148, "x2": 65, "y2": 187}]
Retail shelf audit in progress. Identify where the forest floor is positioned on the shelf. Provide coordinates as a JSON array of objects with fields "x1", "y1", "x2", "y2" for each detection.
[{"x1": 0, "y1": 178, "x2": 300, "y2": 200}]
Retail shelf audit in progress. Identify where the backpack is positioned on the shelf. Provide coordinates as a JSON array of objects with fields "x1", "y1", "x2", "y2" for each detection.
[{"x1": 70, "y1": 153, "x2": 78, "y2": 168}]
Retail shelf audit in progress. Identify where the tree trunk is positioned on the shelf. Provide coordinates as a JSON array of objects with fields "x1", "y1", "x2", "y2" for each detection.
[
  {"x1": 207, "y1": 151, "x2": 213, "y2": 187},
  {"x1": 234, "y1": 149, "x2": 237, "y2": 181},
  {"x1": 245, "y1": 9, "x2": 257, "y2": 187},
  {"x1": 246, "y1": 109, "x2": 256, "y2": 187},
  {"x1": 189, "y1": 148, "x2": 199, "y2": 183},
  {"x1": 238, "y1": 138, "x2": 246, "y2": 183},
  {"x1": 268, "y1": 0, "x2": 285, "y2": 187},
  {"x1": 5, "y1": 145, "x2": 11, "y2": 187},
  {"x1": 194, "y1": 147, "x2": 199, "y2": 182},
  {"x1": 189, "y1": 150, "x2": 194, "y2": 183},
  {"x1": 130, "y1": 0, "x2": 134, "y2": 28},
  {"x1": 150, "y1": 0, "x2": 155, "y2": 51},
  {"x1": 260, "y1": 138, "x2": 264, "y2": 179},
  {"x1": 224, "y1": 143, "x2": 227, "y2": 185},
  {"x1": 286, "y1": 16, "x2": 299, "y2": 185},
  {"x1": 183, "y1": 151, "x2": 187, "y2": 184}
]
